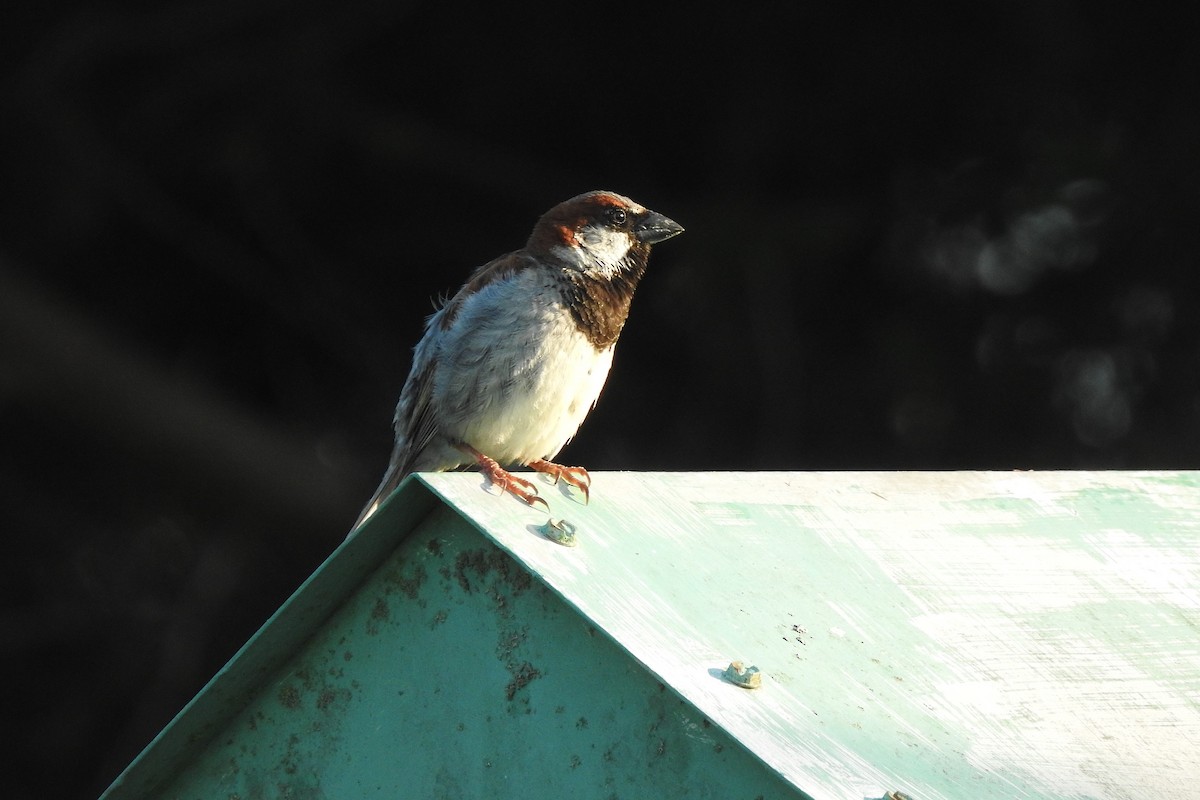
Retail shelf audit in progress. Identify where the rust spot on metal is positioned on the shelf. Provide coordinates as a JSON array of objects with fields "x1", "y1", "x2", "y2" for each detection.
[
  {"x1": 366, "y1": 597, "x2": 390, "y2": 635},
  {"x1": 454, "y1": 550, "x2": 487, "y2": 592},
  {"x1": 454, "y1": 548, "x2": 532, "y2": 599},
  {"x1": 384, "y1": 562, "x2": 427, "y2": 600},
  {"x1": 372, "y1": 598, "x2": 389, "y2": 620},
  {"x1": 399, "y1": 563, "x2": 427, "y2": 599},
  {"x1": 495, "y1": 628, "x2": 527, "y2": 662},
  {"x1": 278, "y1": 685, "x2": 300, "y2": 709},
  {"x1": 316, "y1": 688, "x2": 349, "y2": 711},
  {"x1": 504, "y1": 661, "x2": 541, "y2": 700}
]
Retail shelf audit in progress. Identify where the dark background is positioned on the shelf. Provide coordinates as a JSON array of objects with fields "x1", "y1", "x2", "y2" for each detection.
[{"x1": 3, "y1": 2, "x2": 1198, "y2": 796}]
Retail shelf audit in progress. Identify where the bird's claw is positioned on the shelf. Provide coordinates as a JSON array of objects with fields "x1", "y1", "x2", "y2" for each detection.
[
  {"x1": 494, "y1": 471, "x2": 550, "y2": 511},
  {"x1": 459, "y1": 444, "x2": 551, "y2": 510},
  {"x1": 528, "y1": 459, "x2": 591, "y2": 504}
]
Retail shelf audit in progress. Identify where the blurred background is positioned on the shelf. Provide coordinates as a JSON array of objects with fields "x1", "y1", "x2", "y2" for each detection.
[{"x1": 3, "y1": 1, "x2": 1198, "y2": 796}]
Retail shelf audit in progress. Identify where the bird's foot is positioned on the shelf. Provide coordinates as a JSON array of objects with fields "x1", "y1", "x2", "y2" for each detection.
[
  {"x1": 459, "y1": 445, "x2": 549, "y2": 511},
  {"x1": 527, "y1": 459, "x2": 591, "y2": 504}
]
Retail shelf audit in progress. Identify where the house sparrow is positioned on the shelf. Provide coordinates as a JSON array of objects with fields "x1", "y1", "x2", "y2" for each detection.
[{"x1": 353, "y1": 190, "x2": 683, "y2": 529}]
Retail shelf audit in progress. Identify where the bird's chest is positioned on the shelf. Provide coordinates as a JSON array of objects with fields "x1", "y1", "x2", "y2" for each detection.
[{"x1": 435, "y1": 279, "x2": 615, "y2": 461}]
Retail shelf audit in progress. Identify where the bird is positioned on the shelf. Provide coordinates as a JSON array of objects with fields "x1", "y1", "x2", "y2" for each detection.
[{"x1": 352, "y1": 190, "x2": 683, "y2": 530}]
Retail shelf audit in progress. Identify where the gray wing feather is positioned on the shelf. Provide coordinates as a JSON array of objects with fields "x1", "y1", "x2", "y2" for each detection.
[{"x1": 350, "y1": 309, "x2": 445, "y2": 531}]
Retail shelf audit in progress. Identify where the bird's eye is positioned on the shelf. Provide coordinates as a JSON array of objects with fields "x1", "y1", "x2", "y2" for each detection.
[{"x1": 605, "y1": 207, "x2": 628, "y2": 227}]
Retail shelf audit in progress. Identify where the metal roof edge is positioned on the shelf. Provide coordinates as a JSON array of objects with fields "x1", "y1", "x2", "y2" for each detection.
[{"x1": 99, "y1": 476, "x2": 442, "y2": 799}]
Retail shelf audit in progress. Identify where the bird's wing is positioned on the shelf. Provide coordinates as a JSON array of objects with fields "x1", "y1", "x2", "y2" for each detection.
[
  {"x1": 392, "y1": 345, "x2": 440, "y2": 477},
  {"x1": 350, "y1": 340, "x2": 440, "y2": 531},
  {"x1": 351, "y1": 250, "x2": 535, "y2": 532}
]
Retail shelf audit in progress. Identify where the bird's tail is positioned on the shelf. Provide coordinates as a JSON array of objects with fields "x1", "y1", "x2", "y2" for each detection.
[{"x1": 350, "y1": 458, "x2": 408, "y2": 535}]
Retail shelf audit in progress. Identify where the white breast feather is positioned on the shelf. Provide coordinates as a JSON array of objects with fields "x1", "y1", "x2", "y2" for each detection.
[{"x1": 431, "y1": 268, "x2": 613, "y2": 465}]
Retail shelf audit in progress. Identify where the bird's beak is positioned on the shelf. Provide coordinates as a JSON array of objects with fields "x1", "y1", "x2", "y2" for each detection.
[{"x1": 634, "y1": 211, "x2": 684, "y2": 244}]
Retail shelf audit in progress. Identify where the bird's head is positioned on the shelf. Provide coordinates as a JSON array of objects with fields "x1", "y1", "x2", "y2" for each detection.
[{"x1": 529, "y1": 190, "x2": 683, "y2": 279}]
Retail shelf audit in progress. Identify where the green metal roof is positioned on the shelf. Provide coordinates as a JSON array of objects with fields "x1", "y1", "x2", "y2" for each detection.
[
  {"x1": 418, "y1": 470, "x2": 1200, "y2": 799},
  {"x1": 101, "y1": 471, "x2": 1200, "y2": 800}
]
